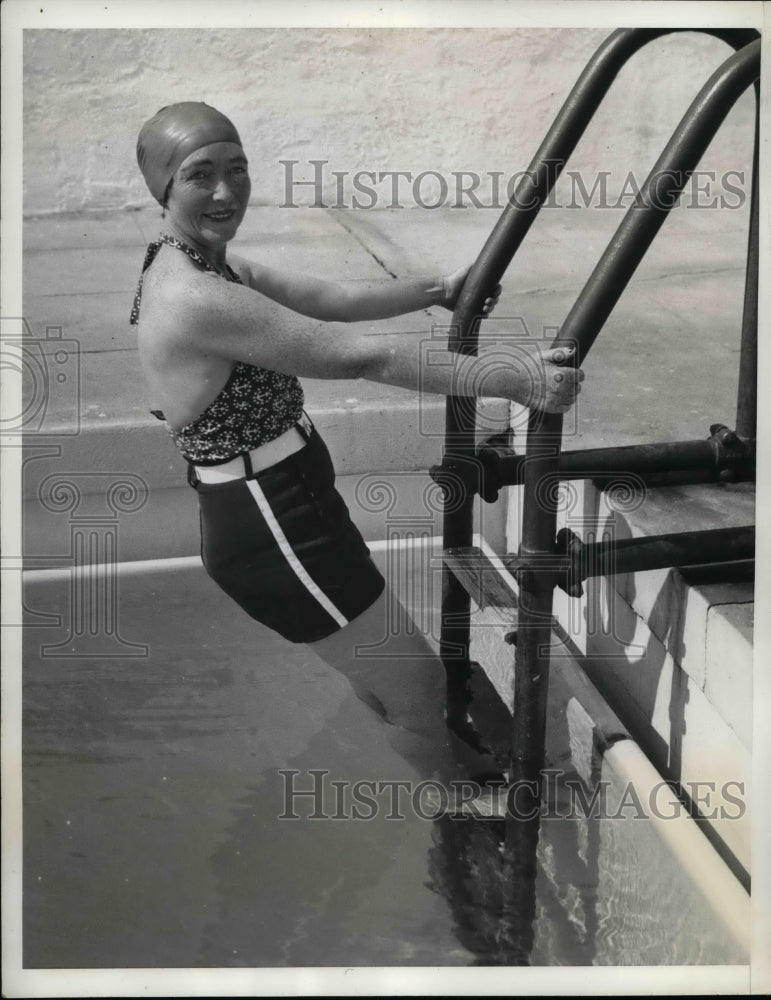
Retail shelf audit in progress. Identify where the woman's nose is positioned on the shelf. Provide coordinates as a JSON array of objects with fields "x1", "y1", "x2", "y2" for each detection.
[{"x1": 211, "y1": 178, "x2": 233, "y2": 201}]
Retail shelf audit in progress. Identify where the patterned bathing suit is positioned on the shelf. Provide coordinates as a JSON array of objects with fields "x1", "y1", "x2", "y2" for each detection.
[
  {"x1": 130, "y1": 232, "x2": 304, "y2": 465},
  {"x1": 129, "y1": 232, "x2": 385, "y2": 643}
]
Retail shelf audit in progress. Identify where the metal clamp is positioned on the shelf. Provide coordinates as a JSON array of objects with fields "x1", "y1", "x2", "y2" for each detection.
[
  {"x1": 429, "y1": 456, "x2": 483, "y2": 501},
  {"x1": 708, "y1": 423, "x2": 753, "y2": 482}
]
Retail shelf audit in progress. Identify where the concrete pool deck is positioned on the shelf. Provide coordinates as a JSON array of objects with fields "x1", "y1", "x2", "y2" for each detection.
[{"x1": 19, "y1": 200, "x2": 756, "y2": 879}]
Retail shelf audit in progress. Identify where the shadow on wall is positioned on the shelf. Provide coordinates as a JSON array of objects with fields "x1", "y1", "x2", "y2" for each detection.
[
  {"x1": 579, "y1": 510, "x2": 691, "y2": 782},
  {"x1": 577, "y1": 500, "x2": 753, "y2": 891}
]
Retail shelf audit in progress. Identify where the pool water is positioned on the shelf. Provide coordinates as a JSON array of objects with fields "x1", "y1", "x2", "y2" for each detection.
[{"x1": 22, "y1": 559, "x2": 746, "y2": 967}]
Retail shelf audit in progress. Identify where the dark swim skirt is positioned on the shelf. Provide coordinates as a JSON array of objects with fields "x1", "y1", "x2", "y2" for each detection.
[{"x1": 191, "y1": 425, "x2": 386, "y2": 643}]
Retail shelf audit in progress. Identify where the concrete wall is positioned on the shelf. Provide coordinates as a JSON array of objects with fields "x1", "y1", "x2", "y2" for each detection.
[{"x1": 23, "y1": 27, "x2": 755, "y2": 214}]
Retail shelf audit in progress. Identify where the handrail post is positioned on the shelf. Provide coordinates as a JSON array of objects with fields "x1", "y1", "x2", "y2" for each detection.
[{"x1": 736, "y1": 99, "x2": 759, "y2": 441}]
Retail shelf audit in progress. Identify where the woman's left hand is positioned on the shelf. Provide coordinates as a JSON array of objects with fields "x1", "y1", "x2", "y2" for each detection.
[{"x1": 440, "y1": 264, "x2": 501, "y2": 315}]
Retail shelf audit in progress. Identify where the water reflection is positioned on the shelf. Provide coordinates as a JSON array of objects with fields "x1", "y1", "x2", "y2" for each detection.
[
  {"x1": 426, "y1": 760, "x2": 603, "y2": 966},
  {"x1": 428, "y1": 812, "x2": 548, "y2": 966},
  {"x1": 425, "y1": 735, "x2": 744, "y2": 967}
]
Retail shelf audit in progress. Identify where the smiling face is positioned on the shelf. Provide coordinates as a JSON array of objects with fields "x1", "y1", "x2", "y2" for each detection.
[{"x1": 165, "y1": 141, "x2": 251, "y2": 252}]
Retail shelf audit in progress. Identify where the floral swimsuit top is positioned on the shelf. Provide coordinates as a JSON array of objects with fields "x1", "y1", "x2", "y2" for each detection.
[{"x1": 130, "y1": 233, "x2": 304, "y2": 466}]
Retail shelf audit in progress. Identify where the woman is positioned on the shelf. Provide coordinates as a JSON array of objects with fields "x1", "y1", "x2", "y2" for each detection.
[{"x1": 130, "y1": 102, "x2": 583, "y2": 783}]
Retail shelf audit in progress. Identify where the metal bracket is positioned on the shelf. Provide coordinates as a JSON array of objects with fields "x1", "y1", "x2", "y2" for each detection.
[
  {"x1": 502, "y1": 548, "x2": 570, "y2": 594},
  {"x1": 708, "y1": 423, "x2": 753, "y2": 482},
  {"x1": 476, "y1": 429, "x2": 519, "y2": 503},
  {"x1": 556, "y1": 527, "x2": 586, "y2": 597},
  {"x1": 429, "y1": 456, "x2": 483, "y2": 501},
  {"x1": 500, "y1": 530, "x2": 585, "y2": 597}
]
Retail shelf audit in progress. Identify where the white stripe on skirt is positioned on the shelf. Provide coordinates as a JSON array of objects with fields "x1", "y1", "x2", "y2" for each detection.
[{"x1": 245, "y1": 478, "x2": 349, "y2": 629}]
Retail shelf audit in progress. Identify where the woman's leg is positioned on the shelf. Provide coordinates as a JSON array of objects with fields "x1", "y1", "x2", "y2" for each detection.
[{"x1": 308, "y1": 585, "x2": 500, "y2": 782}]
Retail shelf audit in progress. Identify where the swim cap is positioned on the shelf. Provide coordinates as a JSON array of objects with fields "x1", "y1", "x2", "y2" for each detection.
[{"x1": 136, "y1": 102, "x2": 242, "y2": 205}]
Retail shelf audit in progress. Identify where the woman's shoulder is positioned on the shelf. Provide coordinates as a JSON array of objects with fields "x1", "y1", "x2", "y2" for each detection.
[
  {"x1": 142, "y1": 240, "x2": 210, "y2": 292},
  {"x1": 139, "y1": 244, "x2": 220, "y2": 330}
]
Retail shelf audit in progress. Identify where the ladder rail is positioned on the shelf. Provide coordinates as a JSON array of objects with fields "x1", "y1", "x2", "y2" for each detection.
[
  {"x1": 439, "y1": 35, "x2": 759, "y2": 960},
  {"x1": 513, "y1": 36, "x2": 759, "y2": 780},
  {"x1": 441, "y1": 28, "x2": 759, "y2": 723}
]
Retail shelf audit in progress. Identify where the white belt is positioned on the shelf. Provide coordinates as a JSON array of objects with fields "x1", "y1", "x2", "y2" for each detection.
[{"x1": 194, "y1": 418, "x2": 311, "y2": 483}]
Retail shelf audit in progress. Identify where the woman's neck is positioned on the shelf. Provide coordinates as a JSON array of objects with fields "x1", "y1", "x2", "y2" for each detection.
[{"x1": 163, "y1": 222, "x2": 229, "y2": 273}]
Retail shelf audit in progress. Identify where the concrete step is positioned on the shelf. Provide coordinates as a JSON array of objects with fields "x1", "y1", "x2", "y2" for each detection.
[
  {"x1": 582, "y1": 481, "x2": 754, "y2": 751},
  {"x1": 501, "y1": 472, "x2": 753, "y2": 878}
]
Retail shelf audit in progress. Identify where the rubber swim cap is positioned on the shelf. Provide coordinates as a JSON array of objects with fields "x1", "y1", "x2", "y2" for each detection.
[{"x1": 137, "y1": 102, "x2": 242, "y2": 205}]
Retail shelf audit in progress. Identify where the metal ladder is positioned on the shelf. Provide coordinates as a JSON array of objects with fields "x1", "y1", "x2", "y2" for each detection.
[{"x1": 432, "y1": 28, "x2": 759, "y2": 951}]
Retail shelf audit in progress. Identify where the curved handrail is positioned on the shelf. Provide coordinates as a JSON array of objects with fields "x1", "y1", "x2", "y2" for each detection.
[
  {"x1": 518, "y1": 37, "x2": 759, "y2": 550},
  {"x1": 440, "y1": 28, "x2": 759, "y2": 700},
  {"x1": 515, "y1": 37, "x2": 759, "y2": 759},
  {"x1": 554, "y1": 39, "x2": 760, "y2": 365},
  {"x1": 447, "y1": 28, "x2": 759, "y2": 356}
]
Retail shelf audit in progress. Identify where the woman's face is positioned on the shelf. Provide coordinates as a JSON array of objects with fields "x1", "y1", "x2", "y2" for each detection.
[{"x1": 166, "y1": 141, "x2": 251, "y2": 249}]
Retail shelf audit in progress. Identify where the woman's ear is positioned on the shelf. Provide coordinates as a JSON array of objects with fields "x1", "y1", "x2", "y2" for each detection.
[{"x1": 161, "y1": 178, "x2": 173, "y2": 219}]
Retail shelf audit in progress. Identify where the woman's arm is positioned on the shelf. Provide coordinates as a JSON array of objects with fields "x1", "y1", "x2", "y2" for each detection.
[
  {"x1": 229, "y1": 255, "x2": 496, "y2": 322},
  {"x1": 165, "y1": 270, "x2": 582, "y2": 412}
]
